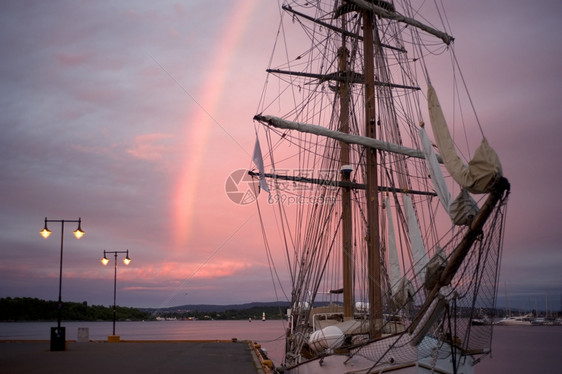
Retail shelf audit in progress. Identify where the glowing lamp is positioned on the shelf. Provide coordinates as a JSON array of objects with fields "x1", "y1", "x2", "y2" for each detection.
[
  {"x1": 40, "y1": 218, "x2": 52, "y2": 238},
  {"x1": 40, "y1": 227, "x2": 52, "y2": 239},
  {"x1": 73, "y1": 218, "x2": 84, "y2": 239}
]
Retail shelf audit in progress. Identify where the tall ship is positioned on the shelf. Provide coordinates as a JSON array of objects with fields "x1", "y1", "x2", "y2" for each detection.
[{"x1": 250, "y1": 1, "x2": 510, "y2": 373}]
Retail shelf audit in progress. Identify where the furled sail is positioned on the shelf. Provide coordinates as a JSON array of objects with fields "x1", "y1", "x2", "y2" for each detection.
[
  {"x1": 403, "y1": 195, "x2": 428, "y2": 284},
  {"x1": 449, "y1": 189, "x2": 479, "y2": 226},
  {"x1": 419, "y1": 126, "x2": 451, "y2": 211},
  {"x1": 419, "y1": 125, "x2": 479, "y2": 226},
  {"x1": 428, "y1": 85, "x2": 502, "y2": 194},
  {"x1": 252, "y1": 136, "x2": 270, "y2": 193},
  {"x1": 254, "y1": 115, "x2": 435, "y2": 162},
  {"x1": 386, "y1": 197, "x2": 414, "y2": 310},
  {"x1": 386, "y1": 198, "x2": 401, "y2": 295}
]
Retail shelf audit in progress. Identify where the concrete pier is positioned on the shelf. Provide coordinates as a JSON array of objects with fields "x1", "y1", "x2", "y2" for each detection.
[{"x1": 0, "y1": 340, "x2": 269, "y2": 373}]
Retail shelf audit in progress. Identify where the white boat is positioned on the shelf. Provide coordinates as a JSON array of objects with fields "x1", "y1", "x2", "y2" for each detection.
[
  {"x1": 531, "y1": 317, "x2": 545, "y2": 326},
  {"x1": 250, "y1": 1, "x2": 510, "y2": 373},
  {"x1": 472, "y1": 316, "x2": 493, "y2": 326},
  {"x1": 496, "y1": 314, "x2": 533, "y2": 326}
]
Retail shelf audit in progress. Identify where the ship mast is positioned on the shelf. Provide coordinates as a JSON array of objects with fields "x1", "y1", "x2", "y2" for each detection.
[
  {"x1": 362, "y1": 7, "x2": 383, "y2": 337},
  {"x1": 338, "y1": 15, "x2": 354, "y2": 320}
]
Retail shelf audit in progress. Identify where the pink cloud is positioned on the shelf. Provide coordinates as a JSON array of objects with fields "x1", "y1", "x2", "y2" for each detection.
[
  {"x1": 173, "y1": 3, "x2": 185, "y2": 15},
  {"x1": 76, "y1": 86, "x2": 123, "y2": 106},
  {"x1": 127, "y1": 133, "x2": 173, "y2": 161},
  {"x1": 27, "y1": 259, "x2": 254, "y2": 284},
  {"x1": 129, "y1": 260, "x2": 253, "y2": 281},
  {"x1": 57, "y1": 52, "x2": 93, "y2": 67}
]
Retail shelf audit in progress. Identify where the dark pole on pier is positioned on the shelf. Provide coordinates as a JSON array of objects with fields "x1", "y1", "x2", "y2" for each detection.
[{"x1": 101, "y1": 250, "x2": 131, "y2": 338}]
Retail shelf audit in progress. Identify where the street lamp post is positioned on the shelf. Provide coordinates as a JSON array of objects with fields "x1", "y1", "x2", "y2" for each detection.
[
  {"x1": 40, "y1": 217, "x2": 85, "y2": 351},
  {"x1": 101, "y1": 250, "x2": 131, "y2": 340}
]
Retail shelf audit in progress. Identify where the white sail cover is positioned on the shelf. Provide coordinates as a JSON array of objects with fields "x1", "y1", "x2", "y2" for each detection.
[
  {"x1": 403, "y1": 195, "x2": 428, "y2": 283},
  {"x1": 386, "y1": 197, "x2": 401, "y2": 295},
  {"x1": 257, "y1": 115, "x2": 434, "y2": 161},
  {"x1": 419, "y1": 126, "x2": 451, "y2": 211},
  {"x1": 449, "y1": 189, "x2": 479, "y2": 226},
  {"x1": 419, "y1": 126, "x2": 479, "y2": 226},
  {"x1": 252, "y1": 136, "x2": 270, "y2": 193},
  {"x1": 427, "y1": 84, "x2": 502, "y2": 194},
  {"x1": 386, "y1": 198, "x2": 414, "y2": 308}
]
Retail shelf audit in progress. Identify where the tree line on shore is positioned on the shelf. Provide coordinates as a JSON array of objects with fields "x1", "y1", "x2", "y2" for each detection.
[
  {"x1": 0, "y1": 297, "x2": 287, "y2": 321},
  {"x1": 0, "y1": 297, "x2": 153, "y2": 322}
]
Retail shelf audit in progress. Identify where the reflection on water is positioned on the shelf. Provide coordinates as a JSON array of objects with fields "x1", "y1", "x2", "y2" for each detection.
[
  {"x1": 1, "y1": 321, "x2": 561, "y2": 372},
  {"x1": 478, "y1": 325, "x2": 562, "y2": 373}
]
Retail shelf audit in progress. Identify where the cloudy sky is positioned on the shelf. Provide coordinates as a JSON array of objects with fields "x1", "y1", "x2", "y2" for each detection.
[{"x1": 1, "y1": 0, "x2": 560, "y2": 312}]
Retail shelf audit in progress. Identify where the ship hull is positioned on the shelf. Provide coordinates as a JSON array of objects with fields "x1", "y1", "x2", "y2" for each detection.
[{"x1": 285, "y1": 335, "x2": 476, "y2": 374}]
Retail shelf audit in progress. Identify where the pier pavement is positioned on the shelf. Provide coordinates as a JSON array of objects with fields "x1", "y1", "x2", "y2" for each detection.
[{"x1": 0, "y1": 339, "x2": 269, "y2": 373}]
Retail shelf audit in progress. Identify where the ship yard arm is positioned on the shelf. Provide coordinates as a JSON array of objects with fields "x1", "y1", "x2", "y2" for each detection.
[
  {"x1": 348, "y1": 0, "x2": 454, "y2": 45},
  {"x1": 253, "y1": 114, "x2": 441, "y2": 163},
  {"x1": 247, "y1": 170, "x2": 437, "y2": 197},
  {"x1": 281, "y1": 4, "x2": 406, "y2": 53}
]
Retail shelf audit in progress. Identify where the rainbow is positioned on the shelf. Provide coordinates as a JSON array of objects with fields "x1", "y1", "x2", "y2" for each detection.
[{"x1": 173, "y1": 0, "x2": 259, "y2": 248}]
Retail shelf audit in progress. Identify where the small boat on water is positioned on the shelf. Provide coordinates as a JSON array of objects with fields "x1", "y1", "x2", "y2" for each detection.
[
  {"x1": 531, "y1": 317, "x2": 546, "y2": 326},
  {"x1": 471, "y1": 309, "x2": 493, "y2": 326},
  {"x1": 495, "y1": 314, "x2": 533, "y2": 326},
  {"x1": 250, "y1": 1, "x2": 510, "y2": 373},
  {"x1": 471, "y1": 316, "x2": 493, "y2": 326}
]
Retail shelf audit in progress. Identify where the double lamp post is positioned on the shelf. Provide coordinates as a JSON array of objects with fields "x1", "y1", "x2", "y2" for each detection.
[
  {"x1": 101, "y1": 250, "x2": 131, "y2": 340},
  {"x1": 41, "y1": 217, "x2": 132, "y2": 348},
  {"x1": 40, "y1": 217, "x2": 85, "y2": 351}
]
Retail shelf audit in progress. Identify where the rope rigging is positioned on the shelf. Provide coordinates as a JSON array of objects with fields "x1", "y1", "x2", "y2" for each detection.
[{"x1": 250, "y1": 2, "x2": 509, "y2": 370}]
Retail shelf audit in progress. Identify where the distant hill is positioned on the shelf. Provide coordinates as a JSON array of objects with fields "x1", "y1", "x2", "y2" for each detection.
[
  {"x1": 139, "y1": 301, "x2": 291, "y2": 314},
  {"x1": 136, "y1": 301, "x2": 294, "y2": 320},
  {"x1": 1, "y1": 298, "x2": 341, "y2": 321}
]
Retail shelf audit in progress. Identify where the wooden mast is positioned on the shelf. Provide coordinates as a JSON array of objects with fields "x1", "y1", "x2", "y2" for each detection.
[
  {"x1": 338, "y1": 15, "x2": 353, "y2": 319},
  {"x1": 362, "y1": 8, "x2": 383, "y2": 337}
]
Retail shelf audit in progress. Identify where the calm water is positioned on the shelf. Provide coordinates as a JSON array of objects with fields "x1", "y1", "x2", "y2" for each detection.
[{"x1": 1, "y1": 321, "x2": 560, "y2": 372}]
